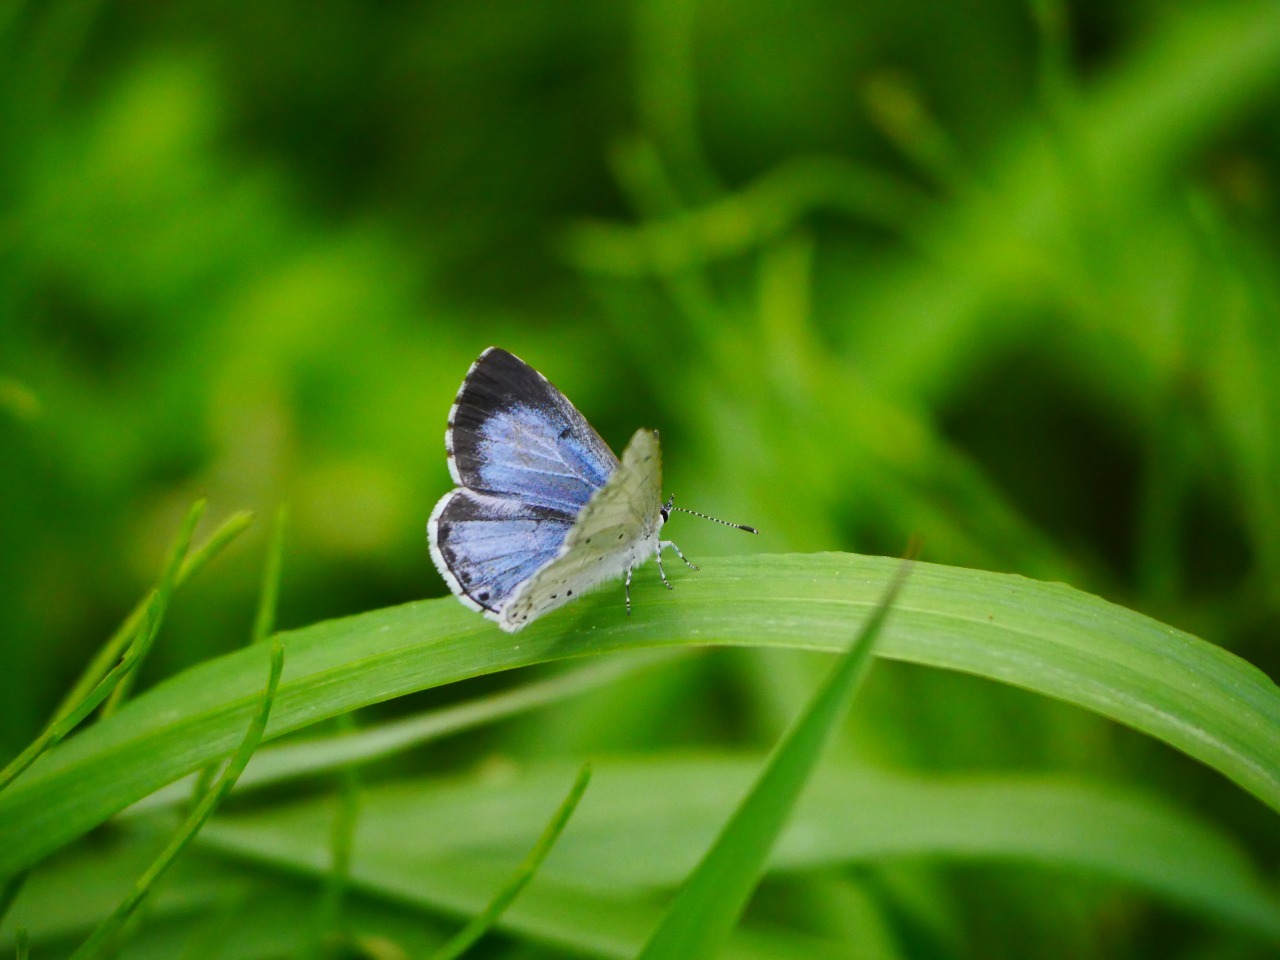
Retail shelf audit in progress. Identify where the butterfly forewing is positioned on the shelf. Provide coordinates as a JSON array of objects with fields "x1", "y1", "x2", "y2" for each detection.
[
  {"x1": 447, "y1": 348, "x2": 618, "y2": 514},
  {"x1": 499, "y1": 429, "x2": 664, "y2": 631}
]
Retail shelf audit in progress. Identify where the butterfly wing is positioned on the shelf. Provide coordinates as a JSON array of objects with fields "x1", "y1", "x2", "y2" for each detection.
[
  {"x1": 428, "y1": 488, "x2": 572, "y2": 615},
  {"x1": 430, "y1": 347, "x2": 620, "y2": 623},
  {"x1": 447, "y1": 347, "x2": 618, "y2": 514},
  {"x1": 498, "y1": 429, "x2": 664, "y2": 631}
]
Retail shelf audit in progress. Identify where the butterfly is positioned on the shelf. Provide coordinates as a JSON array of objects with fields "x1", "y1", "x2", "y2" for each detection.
[{"x1": 427, "y1": 347, "x2": 756, "y2": 632}]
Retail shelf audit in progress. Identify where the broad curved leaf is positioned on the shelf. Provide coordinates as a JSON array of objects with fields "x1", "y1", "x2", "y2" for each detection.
[{"x1": 0, "y1": 554, "x2": 1275, "y2": 877}]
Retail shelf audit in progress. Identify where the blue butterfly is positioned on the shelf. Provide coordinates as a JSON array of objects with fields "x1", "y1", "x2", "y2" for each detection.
[{"x1": 427, "y1": 347, "x2": 756, "y2": 631}]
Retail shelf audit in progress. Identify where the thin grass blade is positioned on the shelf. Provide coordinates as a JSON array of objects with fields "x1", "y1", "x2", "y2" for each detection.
[
  {"x1": 67, "y1": 635, "x2": 285, "y2": 960},
  {"x1": 99, "y1": 499, "x2": 209, "y2": 719},
  {"x1": 636, "y1": 560, "x2": 910, "y2": 958},
  {"x1": 192, "y1": 507, "x2": 288, "y2": 819},
  {"x1": 307, "y1": 712, "x2": 360, "y2": 959},
  {"x1": 51, "y1": 509, "x2": 253, "y2": 724},
  {"x1": 253, "y1": 505, "x2": 288, "y2": 645},
  {"x1": 429, "y1": 764, "x2": 592, "y2": 960},
  {"x1": 127, "y1": 653, "x2": 672, "y2": 816},
  {"x1": 0, "y1": 500, "x2": 207, "y2": 794}
]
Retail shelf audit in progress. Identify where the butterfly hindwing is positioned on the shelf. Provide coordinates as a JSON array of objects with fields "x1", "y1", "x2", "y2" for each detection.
[
  {"x1": 498, "y1": 429, "x2": 664, "y2": 631},
  {"x1": 447, "y1": 348, "x2": 618, "y2": 514},
  {"x1": 428, "y1": 488, "x2": 573, "y2": 615}
]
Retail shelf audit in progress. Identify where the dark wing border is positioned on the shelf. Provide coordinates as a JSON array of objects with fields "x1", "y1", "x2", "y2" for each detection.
[{"x1": 444, "y1": 347, "x2": 617, "y2": 492}]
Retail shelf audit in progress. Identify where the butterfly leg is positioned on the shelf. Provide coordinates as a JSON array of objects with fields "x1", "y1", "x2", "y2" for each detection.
[
  {"x1": 661, "y1": 539, "x2": 699, "y2": 572},
  {"x1": 625, "y1": 563, "x2": 634, "y2": 615},
  {"x1": 654, "y1": 544, "x2": 674, "y2": 590}
]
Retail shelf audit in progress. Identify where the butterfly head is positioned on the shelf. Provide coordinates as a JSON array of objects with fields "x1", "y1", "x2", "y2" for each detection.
[{"x1": 660, "y1": 494, "x2": 675, "y2": 526}]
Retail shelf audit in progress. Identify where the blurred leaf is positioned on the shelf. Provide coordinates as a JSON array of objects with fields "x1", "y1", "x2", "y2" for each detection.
[
  {"x1": 849, "y1": 1, "x2": 1280, "y2": 396},
  {"x1": 186, "y1": 759, "x2": 1280, "y2": 947},
  {"x1": 2, "y1": 844, "x2": 454, "y2": 959},
  {"x1": 125, "y1": 652, "x2": 674, "y2": 816},
  {"x1": 561, "y1": 154, "x2": 931, "y2": 276}
]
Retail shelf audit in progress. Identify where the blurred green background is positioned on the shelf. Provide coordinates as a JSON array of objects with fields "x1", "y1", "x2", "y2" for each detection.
[{"x1": 2, "y1": 0, "x2": 1279, "y2": 957}]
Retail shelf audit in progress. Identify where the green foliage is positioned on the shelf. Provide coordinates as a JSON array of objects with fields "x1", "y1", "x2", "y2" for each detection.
[
  {"x1": 635, "y1": 561, "x2": 908, "y2": 958},
  {"x1": 67, "y1": 635, "x2": 284, "y2": 960},
  {"x1": 2, "y1": 0, "x2": 1279, "y2": 957}
]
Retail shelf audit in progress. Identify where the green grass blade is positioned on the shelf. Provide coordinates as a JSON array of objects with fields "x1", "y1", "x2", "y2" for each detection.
[
  {"x1": 0, "y1": 623, "x2": 149, "y2": 793},
  {"x1": 67, "y1": 636, "x2": 285, "y2": 960},
  {"x1": 429, "y1": 764, "x2": 592, "y2": 960},
  {"x1": 10, "y1": 826, "x2": 838, "y2": 960},
  {"x1": 13, "y1": 925, "x2": 27, "y2": 960},
  {"x1": 252, "y1": 505, "x2": 288, "y2": 645},
  {"x1": 636, "y1": 560, "x2": 908, "y2": 958},
  {"x1": 9, "y1": 761, "x2": 1262, "y2": 954},
  {"x1": 0, "y1": 553, "x2": 1276, "y2": 878},
  {"x1": 126, "y1": 652, "x2": 672, "y2": 816},
  {"x1": 51, "y1": 509, "x2": 253, "y2": 724},
  {"x1": 190, "y1": 507, "x2": 287, "y2": 816},
  {"x1": 99, "y1": 499, "x2": 209, "y2": 719},
  {"x1": 308, "y1": 711, "x2": 360, "y2": 959},
  {"x1": 188, "y1": 505, "x2": 288, "y2": 815},
  {"x1": 0, "y1": 500, "x2": 209, "y2": 794}
]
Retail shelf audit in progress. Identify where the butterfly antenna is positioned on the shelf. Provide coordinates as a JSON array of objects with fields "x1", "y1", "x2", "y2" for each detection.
[{"x1": 671, "y1": 506, "x2": 758, "y2": 535}]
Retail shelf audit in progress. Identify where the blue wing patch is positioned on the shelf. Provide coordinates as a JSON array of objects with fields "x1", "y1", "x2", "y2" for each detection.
[
  {"x1": 446, "y1": 348, "x2": 617, "y2": 513},
  {"x1": 428, "y1": 488, "x2": 572, "y2": 613}
]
